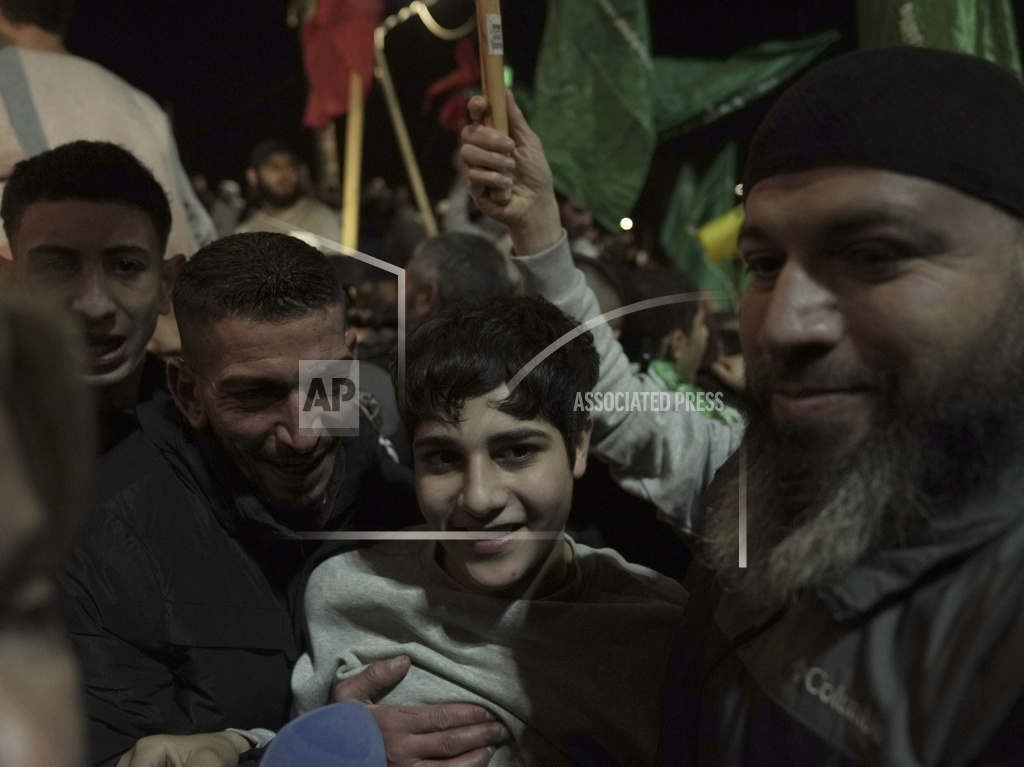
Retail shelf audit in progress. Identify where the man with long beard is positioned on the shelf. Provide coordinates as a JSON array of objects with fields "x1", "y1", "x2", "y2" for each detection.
[
  {"x1": 235, "y1": 140, "x2": 340, "y2": 248},
  {"x1": 461, "y1": 47, "x2": 1024, "y2": 765}
]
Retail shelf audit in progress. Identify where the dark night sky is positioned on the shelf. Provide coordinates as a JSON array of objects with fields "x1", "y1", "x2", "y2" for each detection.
[{"x1": 64, "y1": 1, "x2": 862, "y2": 227}]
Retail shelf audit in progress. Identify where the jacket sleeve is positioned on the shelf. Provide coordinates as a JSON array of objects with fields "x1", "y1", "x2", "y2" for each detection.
[
  {"x1": 57, "y1": 510, "x2": 182, "y2": 767},
  {"x1": 515, "y1": 232, "x2": 744, "y2": 538}
]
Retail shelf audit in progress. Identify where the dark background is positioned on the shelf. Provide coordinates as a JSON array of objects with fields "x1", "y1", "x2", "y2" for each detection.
[{"x1": 59, "y1": 2, "x2": 898, "y2": 238}]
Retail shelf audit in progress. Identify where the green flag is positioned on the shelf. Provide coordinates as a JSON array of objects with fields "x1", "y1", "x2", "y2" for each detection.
[
  {"x1": 659, "y1": 142, "x2": 741, "y2": 313},
  {"x1": 652, "y1": 30, "x2": 840, "y2": 134},
  {"x1": 530, "y1": 12, "x2": 839, "y2": 230},
  {"x1": 530, "y1": 0, "x2": 655, "y2": 231},
  {"x1": 858, "y1": 0, "x2": 1022, "y2": 76}
]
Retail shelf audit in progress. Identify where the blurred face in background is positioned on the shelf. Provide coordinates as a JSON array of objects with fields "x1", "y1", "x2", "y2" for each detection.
[{"x1": 250, "y1": 151, "x2": 302, "y2": 210}]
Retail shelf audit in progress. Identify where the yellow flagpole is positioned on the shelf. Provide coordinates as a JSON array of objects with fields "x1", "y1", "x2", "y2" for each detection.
[
  {"x1": 475, "y1": 0, "x2": 510, "y2": 204},
  {"x1": 342, "y1": 71, "x2": 364, "y2": 250}
]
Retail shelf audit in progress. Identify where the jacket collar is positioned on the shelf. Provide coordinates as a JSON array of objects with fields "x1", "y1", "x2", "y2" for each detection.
[
  {"x1": 821, "y1": 459, "x2": 1024, "y2": 622},
  {"x1": 135, "y1": 392, "x2": 356, "y2": 541}
]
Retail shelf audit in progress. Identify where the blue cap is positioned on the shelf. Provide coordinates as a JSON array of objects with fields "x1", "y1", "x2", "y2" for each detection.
[{"x1": 261, "y1": 702, "x2": 386, "y2": 767}]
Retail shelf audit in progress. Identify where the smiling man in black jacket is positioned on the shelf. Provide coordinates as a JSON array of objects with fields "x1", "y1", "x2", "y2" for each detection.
[{"x1": 57, "y1": 233, "x2": 506, "y2": 767}]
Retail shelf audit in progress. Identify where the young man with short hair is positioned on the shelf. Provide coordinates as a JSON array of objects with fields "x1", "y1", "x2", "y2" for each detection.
[
  {"x1": 2, "y1": 140, "x2": 183, "y2": 450},
  {"x1": 293, "y1": 294, "x2": 686, "y2": 766}
]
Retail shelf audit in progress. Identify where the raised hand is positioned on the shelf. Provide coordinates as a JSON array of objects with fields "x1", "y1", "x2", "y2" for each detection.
[{"x1": 460, "y1": 93, "x2": 562, "y2": 256}]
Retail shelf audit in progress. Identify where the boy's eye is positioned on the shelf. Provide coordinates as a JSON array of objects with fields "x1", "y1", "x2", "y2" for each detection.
[
  {"x1": 496, "y1": 443, "x2": 540, "y2": 464},
  {"x1": 419, "y1": 449, "x2": 463, "y2": 473}
]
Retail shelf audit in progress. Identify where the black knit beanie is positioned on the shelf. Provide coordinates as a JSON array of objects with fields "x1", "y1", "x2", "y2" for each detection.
[{"x1": 743, "y1": 46, "x2": 1024, "y2": 219}]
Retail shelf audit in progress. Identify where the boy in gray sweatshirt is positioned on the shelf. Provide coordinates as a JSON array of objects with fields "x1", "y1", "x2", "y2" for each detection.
[{"x1": 293, "y1": 294, "x2": 687, "y2": 766}]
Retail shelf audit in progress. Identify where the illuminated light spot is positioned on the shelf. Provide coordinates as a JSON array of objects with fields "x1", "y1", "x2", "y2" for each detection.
[{"x1": 619, "y1": 217, "x2": 633, "y2": 231}]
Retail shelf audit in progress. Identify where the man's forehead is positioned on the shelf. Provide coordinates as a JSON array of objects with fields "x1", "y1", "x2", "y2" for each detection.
[
  {"x1": 743, "y1": 166, "x2": 1018, "y2": 237},
  {"x1": 258, "y1": 151, "x2": 299, "y2": 168},
  {"x1": 15, "y1": 198, "x2": 160, "y2": 251},
  {"x1": 190, "y1": 307, "x2": 348, "y2": 372}
]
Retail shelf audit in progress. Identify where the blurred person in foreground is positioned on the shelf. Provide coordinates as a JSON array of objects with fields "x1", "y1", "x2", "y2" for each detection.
[
  {"x1": 0, "y1": 294, "x2": 95, "y2": 767},
  {"x1": 462, "y1": 47, "x2": 1024, "y2": 764}
]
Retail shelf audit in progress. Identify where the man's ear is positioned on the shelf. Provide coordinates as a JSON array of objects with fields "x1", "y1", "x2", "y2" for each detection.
[
  {"x1": 158, "y1": 254, "x2": 186, "y2": 314},
  {"x1": 245, "y1": 167, "x2": 258, "y2": 191},
  {"x1": 572, "y1": 417, "x2": 594, "y2": 479},
  {"x1": 166, "y1": 357, "x2": 208, "y2": 430},
  {"x1": 667, "y1": 327, "x2": 682, "y2": 350},
  {"x1": 412, "y1": 279, "x2": 440, "y2": 323},
  {"x1": 345, "y1": 327, "x2": 358, "y2": 359}
]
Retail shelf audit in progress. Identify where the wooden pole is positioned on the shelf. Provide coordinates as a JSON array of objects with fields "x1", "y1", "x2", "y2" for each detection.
[
  {"x1": 314, "y1": 121, "x2": 341, "y2": 206},
  {"x1": 342, "y1": 71, "x2": 364, "y2": 251},
  {"x1": 476, "y1": 0, "x2": 507, "y2": 133},
  {"x1": 373, "y1": 30, "x2": 439, "y2": 236},
  {"x1": 475, "y1": 0, "x2": 510, "y2": 203}
]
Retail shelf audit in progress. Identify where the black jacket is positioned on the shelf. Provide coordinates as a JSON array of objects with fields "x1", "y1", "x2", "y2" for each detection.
[
  {"x1": 59, "y1": 392, "x2": 416, "y2": 767},
  {"x1": 656, "y1": 452, "x2": 1024, "y2": 766},
  {"x1": 100, "y1": 352, "x2": 167, "y2": 453}
]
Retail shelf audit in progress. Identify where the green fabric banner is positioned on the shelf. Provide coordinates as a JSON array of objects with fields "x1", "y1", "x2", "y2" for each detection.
[
  {"x1": 530, "y1": 0, "x2": 655, "y2": 231},
  {"x1": 659, "y1": 142, "x2": 741, "y2": 313},
  {"x1": 858, "y1": 0, "x2": 1022, "y2": 76},
  {"x1": 652, "y1": 30, "x2": 840, "y2": 134},
  {"x1": 531, "y1": 6, "x2": 838, "y2": 230}
]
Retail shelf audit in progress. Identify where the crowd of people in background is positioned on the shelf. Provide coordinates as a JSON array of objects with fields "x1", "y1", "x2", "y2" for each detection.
[{"x1": 3, "y1": 1, "x2": 1024, "y2": 766}]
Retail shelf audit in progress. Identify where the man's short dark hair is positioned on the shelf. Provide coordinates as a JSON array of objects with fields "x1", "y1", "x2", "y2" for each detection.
[
  {"x1": 248, "y1": 139, "x2": 300, "y2": 169},
  {"x1": 398, "y1": 294, "x2": 598, "y2": 463},
  {"x1": 173, "y1": 232, "x2": 344, "y2": 358},
  {"x1": 409, "y1": 232, "x2": 514, "y2": 308},
  {"x1": 0, "y1": 0, "x2": 76, "y2": 36},
  {"x1": 1, "y1": 140, "x2": 172, "y2": 252}
]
